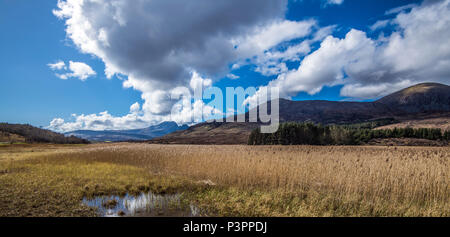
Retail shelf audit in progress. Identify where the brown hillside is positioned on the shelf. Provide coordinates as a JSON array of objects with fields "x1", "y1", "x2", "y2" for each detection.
[
  {"x1": 0, "y1": 131, "x2": 26, "y2": 143},
  {"x1": 376, "y1": 117, "x2": 450, "y2": 131}
]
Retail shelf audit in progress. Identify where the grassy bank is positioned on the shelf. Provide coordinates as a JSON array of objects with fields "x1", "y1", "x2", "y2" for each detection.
[{"x1": 0, "y1": 143, "x2": 448, "y2": 216}]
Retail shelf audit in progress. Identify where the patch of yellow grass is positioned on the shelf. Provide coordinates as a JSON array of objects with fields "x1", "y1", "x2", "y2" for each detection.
[{"x1": 0, "y1": 144, "x2": 195, "y2": 216}]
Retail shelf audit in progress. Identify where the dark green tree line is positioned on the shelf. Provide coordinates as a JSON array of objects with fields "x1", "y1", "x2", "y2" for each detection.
[{"x1": 248, "y1": 122, "x2": 448, "y2": 145}]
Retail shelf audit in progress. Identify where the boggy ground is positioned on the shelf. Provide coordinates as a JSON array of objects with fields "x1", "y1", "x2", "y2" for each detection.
[{"x1": 0, "y1": 143, "x2": 448, "y2": 217}]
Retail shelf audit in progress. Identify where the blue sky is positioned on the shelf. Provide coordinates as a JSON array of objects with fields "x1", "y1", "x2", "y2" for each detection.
[
  {"x1": 0, "y1": 0, "x2": 141, "y2": 127},
  {"x1": 2, "y1": 0, "x2": 448, "y2": 132}
]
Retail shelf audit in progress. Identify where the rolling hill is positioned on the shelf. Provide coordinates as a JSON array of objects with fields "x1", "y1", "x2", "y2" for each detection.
[
  {"x1": 151, "y1": 83, "x2": 450, "y2": 144},
  {"x1": 0, "y1": 123, "x2": 89, "y2": 144}
]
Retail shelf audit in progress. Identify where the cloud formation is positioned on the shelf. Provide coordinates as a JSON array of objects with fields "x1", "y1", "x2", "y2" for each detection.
[
  {"x1": 48, "y1": 60, "x2": 96, "y2": 81},
  {"x1": 247, "y1": 24, "x2": 335, "y2": 76},
  {"x1": 48, "y1": 0, "x2": 297, "y2": 131},
  {"x1": 247, "y1": 0, "x2": 450, "y2": 104},
  {"x1": 53, "y1": 0, "x2": 286, "y2": 87}
]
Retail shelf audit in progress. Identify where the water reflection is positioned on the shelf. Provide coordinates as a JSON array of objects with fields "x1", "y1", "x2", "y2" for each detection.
[{"x1": 82, "y1": 192, "x2": 201, "y2": 217}]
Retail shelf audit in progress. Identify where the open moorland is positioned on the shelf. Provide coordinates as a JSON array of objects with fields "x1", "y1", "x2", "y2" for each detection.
[{"x1": 0, "y1": 143, "x2": 448, "y2": 217}]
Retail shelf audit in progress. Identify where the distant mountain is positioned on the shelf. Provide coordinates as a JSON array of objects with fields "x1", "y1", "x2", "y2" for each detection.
[
  {"x1": 151, "y1": 83, "x2": 450, "y2": 144},
  {"x1": 0, "y1": 123, "x2": 89, "y2": 144},
  {"x1": 65, "y1": 121, "x2": 188, "y2": 142}
]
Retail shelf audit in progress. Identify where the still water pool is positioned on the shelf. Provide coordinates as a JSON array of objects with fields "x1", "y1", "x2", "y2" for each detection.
[{"x1": 82, "y1": 192, "x2": 201, "y2": 217}]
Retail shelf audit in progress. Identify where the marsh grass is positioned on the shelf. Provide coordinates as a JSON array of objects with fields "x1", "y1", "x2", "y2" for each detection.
[
  {"x1": 0, "y1": 143, "x2": 448, "y2": 216},
  {"x1": 0, "y1": 144, "x2": 196, "y2": 216}
]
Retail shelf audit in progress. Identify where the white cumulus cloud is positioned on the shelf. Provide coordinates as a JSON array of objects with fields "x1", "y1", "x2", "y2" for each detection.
[
  {"x1": 48, "y1": 60, "x2": 96, "y2": 81},
  {"x1": 235, "y1": 20, "x2": 317, "y2": 57},
  {"x1": 235, "y1": 22, "x2": 335, "y2": 76}
]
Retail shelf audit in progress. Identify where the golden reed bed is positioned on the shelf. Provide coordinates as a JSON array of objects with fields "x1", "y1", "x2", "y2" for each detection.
[{"x1": 0, "y1": 143, "x2": 448, "y2": 216}]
